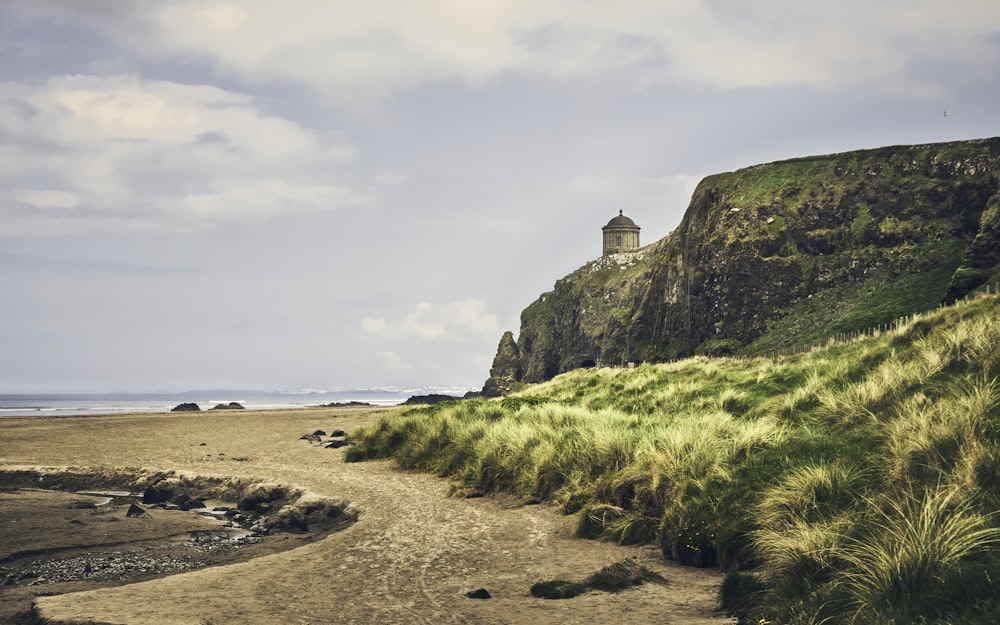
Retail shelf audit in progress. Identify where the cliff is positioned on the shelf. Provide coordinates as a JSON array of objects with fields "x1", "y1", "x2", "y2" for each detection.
[{"x1": 488, "y1": 137, "x2": 1000, "y2": 388}]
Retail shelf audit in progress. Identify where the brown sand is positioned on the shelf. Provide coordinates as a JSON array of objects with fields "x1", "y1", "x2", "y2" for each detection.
[{"x1": 0, "y1": 407, "x2": 734, "y2": 625}]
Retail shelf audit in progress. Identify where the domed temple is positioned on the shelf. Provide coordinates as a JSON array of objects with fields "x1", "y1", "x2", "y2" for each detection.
[{"x1": 602, "y1": 210, "x2": 640, "y2": 256}]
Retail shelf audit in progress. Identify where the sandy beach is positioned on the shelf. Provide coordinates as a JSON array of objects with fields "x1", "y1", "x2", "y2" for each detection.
[{"x1": 0, "y1": 407, "x2": 732, "y2": 625}]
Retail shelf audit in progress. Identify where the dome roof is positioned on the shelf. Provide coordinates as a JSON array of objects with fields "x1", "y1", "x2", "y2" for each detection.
[{"x1": 604, "y1": 210, "x2": 638, "y2": 228}]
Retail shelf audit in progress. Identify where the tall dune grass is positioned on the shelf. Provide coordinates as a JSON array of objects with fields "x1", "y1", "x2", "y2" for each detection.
[
  {"x1": 840, "y1": 486, "x2": 1000, "y2": 625},
  {"x1": 346, "y1": 292, "x2": 1000, "y2": 624}
]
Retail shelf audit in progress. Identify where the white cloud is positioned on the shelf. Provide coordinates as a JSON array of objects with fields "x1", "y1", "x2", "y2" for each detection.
[
  {"x1": 0, "y1": 74, "x2": 367, "y2": 236},
  {"x1": 34, "y1": 0, "x2": 998, "y2": 106},
  {"x1": 361, "y1": 317, "x2": 387, "y2": 334},
  {"x1": 360, "y1": 297, "x2": 499, "y2": 342},
  {"x1": 10, "y1": 189, "x2": 79, "y2": 209},
  {"x1": 377, "y1": 351, "x2": 415, "y2": 373}
]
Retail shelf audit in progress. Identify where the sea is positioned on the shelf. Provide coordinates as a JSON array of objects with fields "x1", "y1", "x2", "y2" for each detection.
[{"x1": 0, "y1": 387, "x2": 472, "y2": 418}]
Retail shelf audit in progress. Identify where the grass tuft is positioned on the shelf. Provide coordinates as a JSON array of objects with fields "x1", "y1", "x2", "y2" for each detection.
[
  {"x1": 531, "y1": 557, "x2": 665, "y2": 600},
  {"x1": 529, "y1": 580, "x2": 588, "y2": 599},
  {"x1": 584, "y1": 557, "x2": 666, "y2": 592}
]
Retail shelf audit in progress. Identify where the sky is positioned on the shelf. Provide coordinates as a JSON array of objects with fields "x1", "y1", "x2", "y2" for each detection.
[{"x1": 1, "y1": 1, "x2": 998, "y2": 394}]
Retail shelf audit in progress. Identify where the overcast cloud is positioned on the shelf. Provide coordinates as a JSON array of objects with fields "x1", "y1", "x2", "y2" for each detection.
[{"x1": 1, "y1": 1, "x2": 998, "y2": 393}]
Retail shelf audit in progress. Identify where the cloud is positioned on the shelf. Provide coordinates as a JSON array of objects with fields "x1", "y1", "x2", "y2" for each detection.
[
  {"x1": 0, "y1": 74, "x2": 368, "y2": 236},
  {"x1": 14, "y1": 1, "x2": 995, "y2": 107},
  {"x1": 10, "y1": 189, "x2": 79, "y2": 209},
  {"x1": 360, "y1": 297, "x2": 499, "y2": 342},
  {"x1": 377, "y1": 351, "x2": 416, "y2": 374}
]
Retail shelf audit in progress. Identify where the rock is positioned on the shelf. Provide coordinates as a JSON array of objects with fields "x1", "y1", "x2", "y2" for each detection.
[
  {"x1": 68, "y1": 500, "x2": 98, "y2": 509},
  {"x1": 170, "y1": 494, "x2": 206, "y2": 511},
  {"x1": 480, "y1": 330, "x2": 523, "y2": 397},
  {"x1": 170, "y1": 402, "x2": 201, "y2": 412},
  {"x1": 320, "y1": 401, "x2": 372, "y2": 407},
  {"x1": 325, "y1": 440, "x2": 349, "y2": 449},
  {"x1": 312, "y1": 430, "x2": 327, "y2": 437},
  {"x1": 300, "y1": 434, "x2": 322, "y2": 443},
  {"x1": 143, "y1": 478, "x2": 181, "y2": 504},
  {"x1": 465, "y1": 588, "x2": 491, "y2": 599},
  {"x1": 402, "y1": 394, "x2": 462, "y2": 406},
  {"x1": 210, "y1": 402, "x2": 245, "y2": 410},
  {"x1": 329, "y1": 429, "x2": 346, "y2": 437},
  {"x1": 126, "y1": 503, "x2": 149, "y2": 518}
]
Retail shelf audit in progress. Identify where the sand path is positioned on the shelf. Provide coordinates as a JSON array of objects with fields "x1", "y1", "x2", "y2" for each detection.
[{"x1": 0, "y1": 408, "x2": 732, "y2": 625}]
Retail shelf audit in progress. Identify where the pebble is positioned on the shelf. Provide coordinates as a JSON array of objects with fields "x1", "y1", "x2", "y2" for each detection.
[{"x1": 0, "y1": 533, "x2": 262, "y2": 587}]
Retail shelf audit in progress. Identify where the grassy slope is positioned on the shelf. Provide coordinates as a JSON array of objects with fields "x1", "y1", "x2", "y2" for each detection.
[
  {"x1": 691, "y1": 140, "x2": 999, "y2": 356},
  {"x1": 349, "y1": 292, "x2": 1000, "y2": 625}
]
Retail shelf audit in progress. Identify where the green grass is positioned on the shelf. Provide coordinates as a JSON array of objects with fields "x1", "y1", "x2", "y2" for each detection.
[
  {"x1": 529, "y1": 557, "x2": 665, "y2": 599},
  {"x1": 347, "y1": 292, "x2": 1000, "y2": 624},
  {"x1": 529, "y1": 580, "x2": 588, "y2": 599},
  {"x1": 745, "y1": 262, "x2": 962, "y2": 356}
]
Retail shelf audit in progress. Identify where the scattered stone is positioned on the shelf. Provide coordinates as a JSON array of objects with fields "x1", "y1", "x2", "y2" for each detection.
[
  {"x1": 312, "y1": 430, "x2": 327, "y2": 437},
  {"x1": 329, "y1": 429, "x2": 346, "y2": 437},
  {"x1": 68, "y1": 500, "x2": 98, "y2": 509},
  {"x1": 126, "y1": 503, "x2": 149, "y2": 518},
  {"x1": 325, "y1": 440, "x2": 349, "y2": 449},
  {"x1": 300, "y1": 434, "x2": 322, "y2": 443},
  {"x1": 170, "y1": 402, "x2": 201, "y2": 412},
  {"x1": 210, "y1": 402, "x2": 245, "y2": 410},
  {"x1": 465, "y1": 588, "x2": 491, "y2": 599}
]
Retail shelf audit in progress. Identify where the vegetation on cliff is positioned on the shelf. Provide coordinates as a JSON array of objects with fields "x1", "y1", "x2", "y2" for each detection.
[
  {"x1": 492, "y1": 138, "x2": 1000, "y2": 388},
  {"x1": 348, "y1": 291, "x2": 1000, "y2": 624}
]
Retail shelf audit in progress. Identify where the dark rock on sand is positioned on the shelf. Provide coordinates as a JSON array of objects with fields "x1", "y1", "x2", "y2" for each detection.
[
  {"x1": 143, "y1": 478, "x2": 181, "y2": 504},
  {"x1": 68, "y1": 500, "x2": 98, "y2": 509},
  {"x1": 312, "y1": 430, "x2": 327, "y2": 437},
  {"x1": 171, "y1": 494, "x2": 206, "y2": 511},
  {"x1": 210, "y1": 402, "x2": 245, "y2": 410},
  {"x1": 171, "y1": 402, "x2": 201, "y2": 412},
  {"x1": 325, "y1": 440, "x2": 349, "y2": 449},
  {"x1": 329, "y1": 429, "x2": 346, "y2": 437},
  {"x1": 126, "y1": 503, "x2": 149, "y2": 518},
  {"x1": 465, "y1": 588, "x2": 491, "y2": 599}
]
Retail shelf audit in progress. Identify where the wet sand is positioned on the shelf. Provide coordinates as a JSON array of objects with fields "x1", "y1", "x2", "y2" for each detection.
[{"x1": 0, "y1": 407, "x2": 733, "y2": 625}]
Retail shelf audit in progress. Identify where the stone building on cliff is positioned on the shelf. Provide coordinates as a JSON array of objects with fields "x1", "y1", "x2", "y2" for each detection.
[{"x1": 602, "y1": 210, "x2": 640, "y2": 256}]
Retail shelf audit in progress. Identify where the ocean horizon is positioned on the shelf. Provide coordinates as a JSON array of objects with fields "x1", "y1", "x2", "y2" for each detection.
[{"x1": 0, "y1": 387, "x2": 474, "y2": 417}]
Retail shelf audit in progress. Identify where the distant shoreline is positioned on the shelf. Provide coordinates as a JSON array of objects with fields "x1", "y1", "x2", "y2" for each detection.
[{"x1": 0, "y1": 390, "x2": 421, "y2": 417}]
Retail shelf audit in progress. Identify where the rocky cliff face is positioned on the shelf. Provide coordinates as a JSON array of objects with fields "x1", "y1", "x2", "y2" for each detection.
[{"x1": 487, "y1": 137, "x2": 1000, "y2": 389}]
